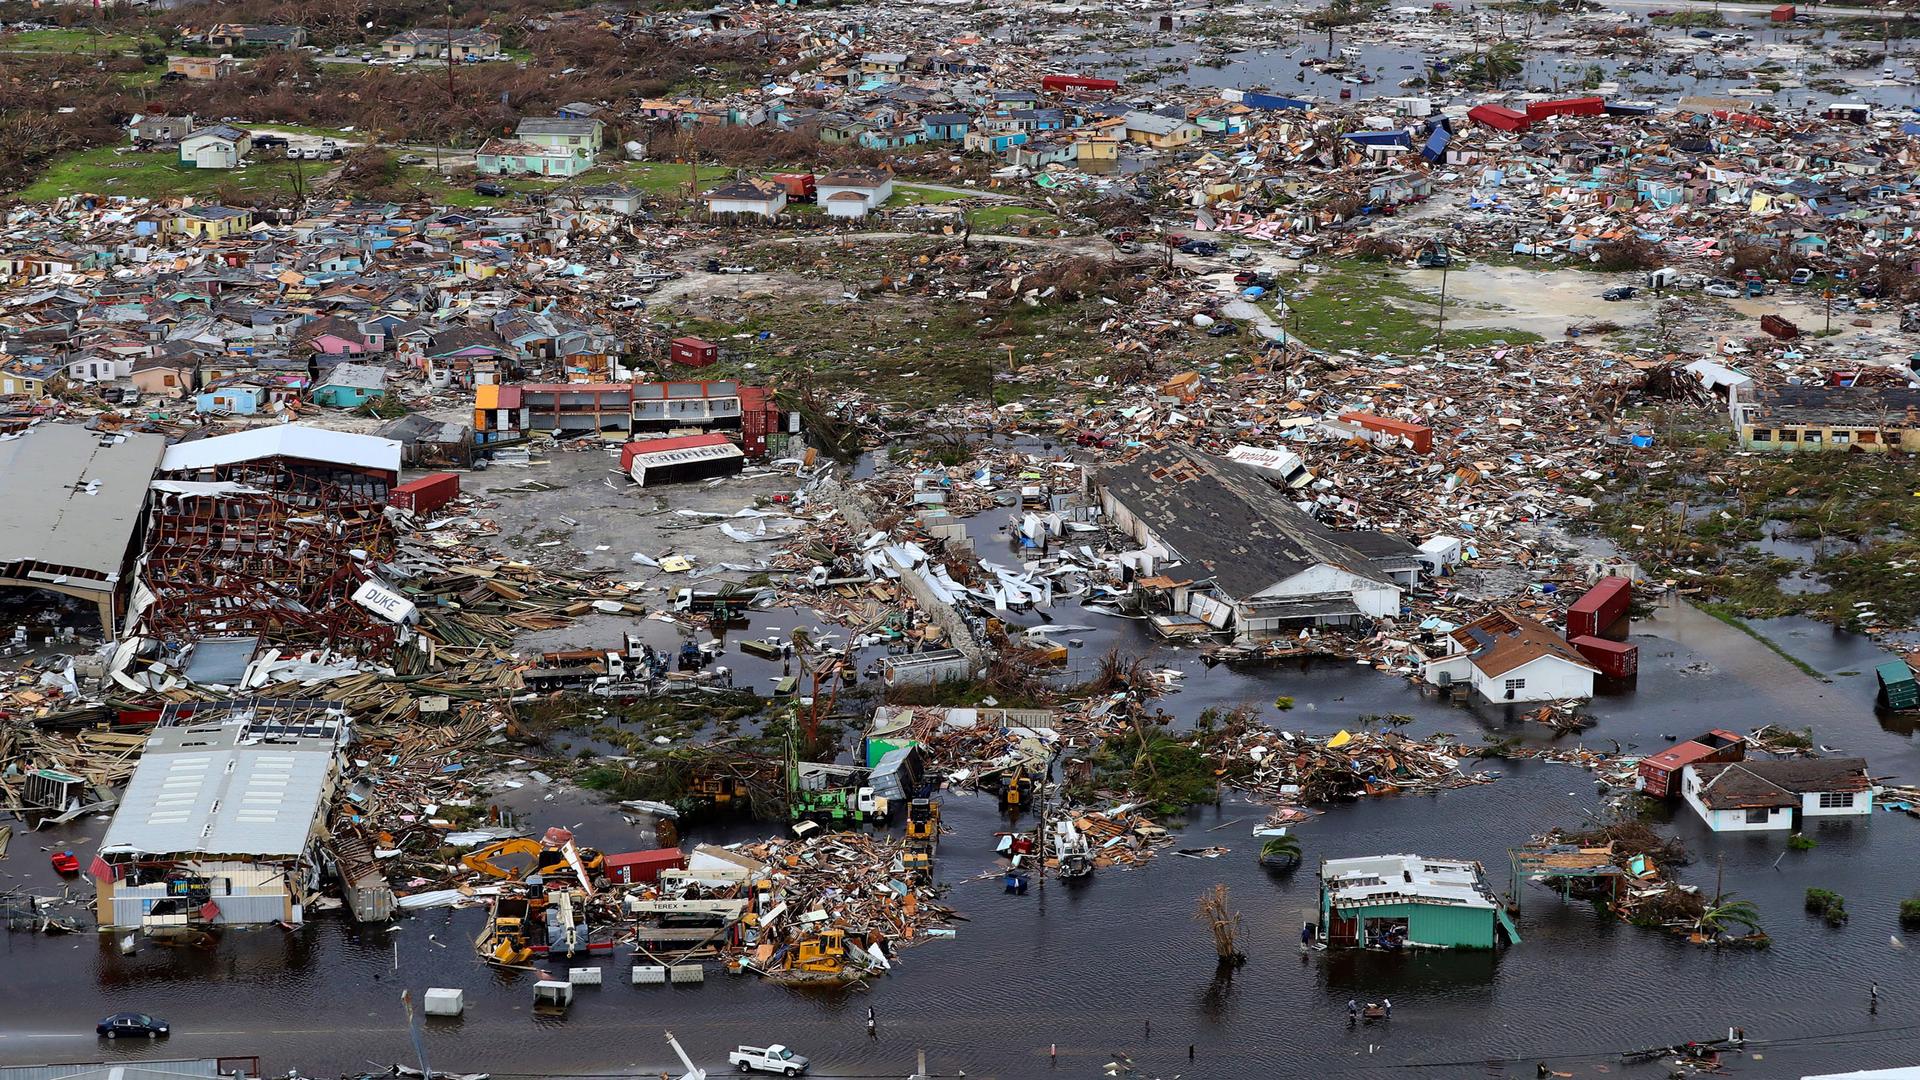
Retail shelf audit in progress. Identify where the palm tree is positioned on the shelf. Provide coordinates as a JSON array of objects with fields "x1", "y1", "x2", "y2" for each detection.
[
  {"x1": 1259, "y1": 834, "x2": 1303, "y2": 869},
  {"x1": 1698, "y1": 897, "x2": 1763, "y2": 938}
]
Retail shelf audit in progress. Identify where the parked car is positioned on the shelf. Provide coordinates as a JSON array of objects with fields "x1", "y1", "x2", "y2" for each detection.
[
  {"x1": 251, "y1": 135, "x2": 287, "y2": 150},
  {"x1": 1790, "y1": 268, "x2": 1815, "y2": 285},
  {"x1": 396, "y1": 154, "x2": 426, "y2": 165},
  {"x1": 1227, "y1": 245, "x2": 1255, "y2": 263},
  {"x1": 1602, "y1": 286, "x2": 1637, "y2": 302},
  {"x1": 728, "y1": 1045, "x2": 809, "y2": 1076},
  {"x1": 1178, "y1": 240, "x2": 1220, "y2": 256},
  {"x1": 159, "y1": 71, "x2": 186, "y2": 81},
  {"x1": 1115, "y1": 241, "x2": 1141, "y2": 255},
  {"x1": 610, "y1": 296, "x2": 647, "y2": 310},
  {"x1": 472, "y1": 181, "x2": 509, "y2": 197},
  {"x1": 97, "y1": 1014, "x2": 168, "y2": 1039},
  {"x1": 359, "y1": 51, "x2": 373, "y2": 61},
  {"x1": 333, "y1": 45, "x2": 349, "y2": 56},
  {"x1": 1703, "y1": 283, "x2": 1741, "y2": 299},
  {"x1": 1205, "y1": 322, "x2": 1238, "y2": 337}
]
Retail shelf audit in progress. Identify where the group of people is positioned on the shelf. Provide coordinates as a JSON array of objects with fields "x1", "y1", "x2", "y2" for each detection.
[{"x1": 1345, "y1": 998, "x2": 1391, "y2": 1026}]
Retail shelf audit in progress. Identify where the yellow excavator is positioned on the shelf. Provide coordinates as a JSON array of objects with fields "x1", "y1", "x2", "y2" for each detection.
[
  {"x1": 904, "y1": 798, "x2": 940, "y2": 844},
  {"x1": 462, "y1": 838, "x2": 607, "y2": 889}
]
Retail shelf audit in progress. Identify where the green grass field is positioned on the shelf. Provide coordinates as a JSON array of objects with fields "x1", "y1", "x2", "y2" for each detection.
[
  {"x1": 1, "y1": 28, "x2": 147, "y2": 53},
  {"x1": 886, "y1": 184, "x2": 968, "y2": 207},
  {"x1": 1276, "y1": 258, "x2": 1543, "y2": 354},
  {"x1": 17, "y1": 146, "x2": 303, "y2": 201}
]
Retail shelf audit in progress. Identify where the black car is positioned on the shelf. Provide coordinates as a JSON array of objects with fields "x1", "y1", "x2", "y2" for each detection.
[
  {"x1": 252, "y1": 135, "x2": 288, "y2": 149},
  {"x1": 1602, "y1": 286, "x2": 1637, "y2": 302},
  {"x1": 1179, "y1": 241, "x2": 1220, "y2": 256},
  {"x1": 472, "y1": 182, "x2": 508, "y2": 197},
  {"x1": 98, "y1": 1013, "x2": 169, "y2": 1039}
]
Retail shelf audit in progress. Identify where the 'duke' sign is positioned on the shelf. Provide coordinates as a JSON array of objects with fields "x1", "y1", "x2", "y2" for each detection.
[{"x1": 352, "y1": 580, "x2": 418, "y2": 624}]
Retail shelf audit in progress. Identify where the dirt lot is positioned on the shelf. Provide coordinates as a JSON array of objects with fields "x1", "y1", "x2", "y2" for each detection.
[
  {"x1": 463, "y1": 444, "x2": 810, "y2": 583},
  {"x1": 1390, "y1": 263, "x2": 1653, "y2": 339}
]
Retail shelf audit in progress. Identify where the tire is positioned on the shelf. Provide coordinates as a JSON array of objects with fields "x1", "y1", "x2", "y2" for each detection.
[
  {"x1": 106, "y1": 1031, "x2": 117, "y2": 1040},
  {"x1": 147, "y1": 1032, "x2": 158, "y2": 1039},
  {"x1": 736, "y1": 1066, "x2": 749, "y2": 1074},
  {"x1": 784, "y1": 1070, "x2": 797, "y2": 1078}
]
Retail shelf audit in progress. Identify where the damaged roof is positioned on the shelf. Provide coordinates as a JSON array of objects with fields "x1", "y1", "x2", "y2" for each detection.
[
  {"x1": 0, "y1": 424, "x2": 167, "y2": 584},
  {"x1": 1690, "y1": 758, "x2": 1872, "y2": 809},
  {"x1": 1098, "y1": 445, "x2": 1394, "y2": 600},
  {"x1": 1447, "y1": 609, "x2": 1599, "y2": 678}
]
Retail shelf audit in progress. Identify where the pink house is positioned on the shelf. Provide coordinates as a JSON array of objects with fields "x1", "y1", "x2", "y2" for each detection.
[{"x1": 297, "y1": 315, "x2": 374, "y2": 356}]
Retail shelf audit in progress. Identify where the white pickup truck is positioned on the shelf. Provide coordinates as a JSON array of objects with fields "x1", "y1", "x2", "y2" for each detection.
[{"x1": 727, "y1": 1044, "x2": 809, "y2": 1075}]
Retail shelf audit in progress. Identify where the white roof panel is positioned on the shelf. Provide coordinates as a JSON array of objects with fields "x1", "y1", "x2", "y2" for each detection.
[{"x1": 159, "y1": 425, "x2": 401, "y2": 475}]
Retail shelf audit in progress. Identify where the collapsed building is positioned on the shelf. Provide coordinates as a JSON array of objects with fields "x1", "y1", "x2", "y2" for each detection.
[
  {"x1": 93, "y1": 699, "x2": 352, "y2": 933},
  {"x1": 128, "y1": 426, "x2": 404, "y2": 655}
]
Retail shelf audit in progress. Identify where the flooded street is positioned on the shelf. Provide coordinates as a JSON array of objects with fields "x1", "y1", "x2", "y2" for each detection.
[{"x1": 5, "y1": 597, "x2": 1917, "y2": 1079}]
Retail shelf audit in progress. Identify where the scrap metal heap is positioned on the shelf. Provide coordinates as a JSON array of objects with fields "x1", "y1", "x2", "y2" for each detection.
[{"x1": 137, "y1": 455, "x2": 397, "y2": 654}]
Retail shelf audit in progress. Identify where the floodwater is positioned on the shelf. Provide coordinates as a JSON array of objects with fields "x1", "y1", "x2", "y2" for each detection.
[
  {"x1": 5, "y1": 594, "x2": 1920, "y2": 1079},
  {"x1": 1097, "y1": 6, "x2": 1920, "y2": 112}
]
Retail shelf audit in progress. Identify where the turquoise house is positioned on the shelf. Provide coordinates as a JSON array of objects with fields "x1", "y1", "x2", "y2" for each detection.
[
  {"x1": 1319, "y1": 854, "x2": 1519, "y2": 950},
  {"x1": 309, "y1": 362, "x2": 387, "y2": 408}
]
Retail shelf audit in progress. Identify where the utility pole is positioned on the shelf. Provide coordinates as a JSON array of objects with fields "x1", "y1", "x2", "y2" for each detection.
[
  {"x1": 1036, "y1": 749, "x2": 1049, "y2": 891},
  {"x1": 1435, "y1": 258, "x2": 1449, "y2": 346},
  {"x1": 1825, "y1": 287, "x2": 1833, "y2": 334},
  {"x1": 400, "y1": 991, "x2": 432, "y2": 1080}
]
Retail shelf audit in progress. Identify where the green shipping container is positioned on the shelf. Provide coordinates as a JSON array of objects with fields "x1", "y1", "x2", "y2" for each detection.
[{"x1": 1879, "y1": 661, "x2": 1919, "y2": 710}]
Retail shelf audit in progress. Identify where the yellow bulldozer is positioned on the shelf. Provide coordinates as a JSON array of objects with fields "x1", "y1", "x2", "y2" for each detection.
[
  {"x1": 789, "y1": 928, "x2": 847, "y2": 975},
  {"x1": 462, "y1": 838, "x2": 606, "y2": 890}
]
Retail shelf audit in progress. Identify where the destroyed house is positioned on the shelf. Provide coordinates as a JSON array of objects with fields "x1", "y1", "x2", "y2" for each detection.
[
  {"x1": 95, "y1": 700, "x2": 348, "y2": 931},
  {"x1": 1737, "y1": 385, "x2": 1920, "y2": 452},
  {"x1": 1319, "y1": 854, "x2": 1519, "y2": 950},
  {"x1": 1098, "y1": 447, "x2": 1407, "y2": 638},
  {"x1": 1681, "y1": 757, "x2": 1873, "y2": 832},
  {"x1": 1423, "y1": 610, "x2": 1597, "y2": 703}
]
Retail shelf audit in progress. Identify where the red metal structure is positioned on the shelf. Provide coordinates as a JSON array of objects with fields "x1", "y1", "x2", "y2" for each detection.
[
  {"x1": 1467, "y1": 104, "x2": 1531, "y2": 132},
  {"x1": 1770, "y1": 4, "x2": 1796, "y2": 19},
  {"x1": 670, "y1": 336, "x2": 719, "y2": 368},
  {"x1": 389, "y1": 472, "x2": 461, "y2": 515},
  {"x1": 1761, "y1": 314, "x2": 1802, "y2": 340},
  {"x1": 1567, "y1": 576, "x2": 1631, "y2": 640},
  {"x1": 1041, "y1": 74, "x2": 1122, "y2": 93},
  {"x1": 1637, "y1": 730, "x2": 1746, "y2": 798},
  {"x1": 1570, "y1": 635, "x2": 1638, "y2": 679},
  {"x1": 1338, "y1": 410, "x2": 1434, "y2": 454},
  {"x1": 604, "y1": 848, "x2": 687, "y2": 885},
  {"x1": 1524, "y1": 96, "x2": 1606, "y2": 122},
  {"x1": 771, "y1": 173, "x2": 817, "y2": 201}
]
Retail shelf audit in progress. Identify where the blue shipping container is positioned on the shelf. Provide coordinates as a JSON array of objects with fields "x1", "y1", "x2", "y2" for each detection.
[
  {"x1": 1421, "y1": 126, "x2": 1451, "y2": 163},
  {"x1": 1344, "y1": 130, "x2": 1411, "y2": 147},
  {"x1": 1242, "y1": 91, "x2": 1311, "y2": 111}
]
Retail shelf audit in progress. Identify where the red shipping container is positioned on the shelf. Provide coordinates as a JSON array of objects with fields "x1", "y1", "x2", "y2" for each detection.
[
  {"x1": 1041, "y1": 74, "x2": 1121, "y2": 92},
  {"x1": 1567, "y1": 576, "x2": 1631, "y2": 640},
  {"x1": 1571, "y1": 635, "x2": 1638, "y2": 679},
  {"x1": 1467, "y1": 104, "x2": 1531, "y2": 132},
  {"x1": 604, "y1": 847, "x2": 686, "y2": 885},
  {"x1": 389, "y1": 472, "x2": 461, "y2": 514},
  {"x1": 1338, "y1": 410, "x2": 1433, "y2": 454},
  {"x1": 670, "y1": 336, "x2": 719, "y2": 368},
  {"x1": 1524, "y1": 96, "x2": 1606, "y2": 122},
  {"x1": 771, "y1": 173, "x2": 816, "y2": 201},
  {"x1": 1770, "y1": 4, "x2": 1795, "y2": 20}
]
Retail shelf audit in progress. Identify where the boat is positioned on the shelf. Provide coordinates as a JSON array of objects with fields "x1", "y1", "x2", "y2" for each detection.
[{"x1": 49, "y1": 850, "x2": 79, "y2": 875}]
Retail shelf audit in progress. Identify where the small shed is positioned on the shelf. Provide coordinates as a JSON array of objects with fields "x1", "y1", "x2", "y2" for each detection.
[
  {"x1": 670, "y1": 336, "x2": 719, "y2": 368},
  {"x1": 1319, "y1": 853, "x2": 1519, "y2": 949}
]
